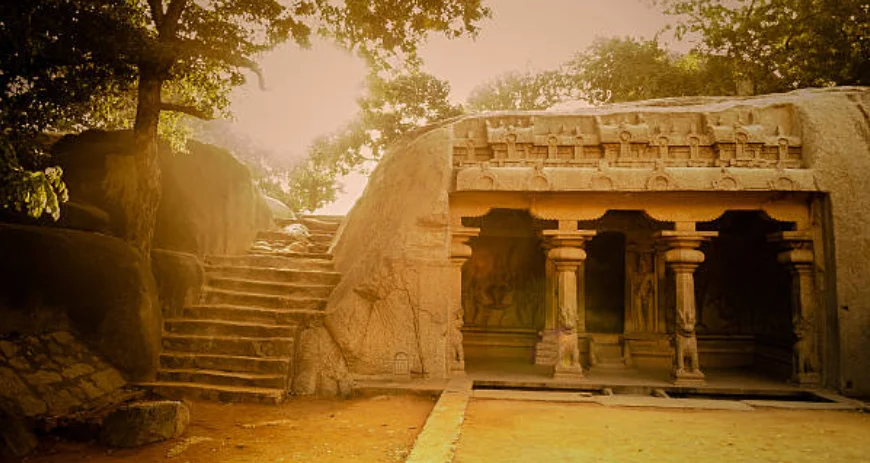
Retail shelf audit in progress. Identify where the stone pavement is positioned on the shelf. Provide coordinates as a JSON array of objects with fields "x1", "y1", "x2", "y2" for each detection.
[{"x1": 0, "y1": 331, "x2": 128, "y2": 421}]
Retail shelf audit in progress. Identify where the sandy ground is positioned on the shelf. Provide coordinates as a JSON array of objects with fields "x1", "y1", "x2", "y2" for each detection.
[
  {"x1": 455, "y1": 399, "x2": 870, "y2": 463},
  {"x1": 15, "y1": 394, "x2": 435, "y2": 463}
]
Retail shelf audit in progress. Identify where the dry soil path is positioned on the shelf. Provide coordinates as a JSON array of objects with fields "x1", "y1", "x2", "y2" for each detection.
[{"x1": 15, "y1": 394, "x2": 435, "y2": 463}]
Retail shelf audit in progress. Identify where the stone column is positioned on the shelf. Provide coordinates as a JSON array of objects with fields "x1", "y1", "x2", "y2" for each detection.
[
  {"x1": 769, "y1": 231, "x2": 820, "y2": 387},
  {"x1": 541, "y1": 227, "x2": 596, "y2": 378},
  {"x1": 534, "y1": 240, "x2": 559, "y2": 365},
  {"x1": 658, "y1": 228, "x2": 716, "y2": 385},
  {"x1": 448, "y1": 226, "x2": 479, "y2": 377}
]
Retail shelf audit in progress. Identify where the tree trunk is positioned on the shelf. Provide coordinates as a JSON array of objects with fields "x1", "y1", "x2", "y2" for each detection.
[{"x1": 128, "y1": 63, "x2": 164, "y2": 259}]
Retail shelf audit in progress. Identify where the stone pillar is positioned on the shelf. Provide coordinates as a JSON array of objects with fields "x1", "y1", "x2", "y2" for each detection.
[
  {"x1": 448, "y1": 226, "x2": 479, "y2": 377},
  {"x1": 541, "y1": 227, "x2": 596, "y2": 378},
  {"x1": 658, "y1": 228, "x2": 716, "y2": 385},
  {"x1": 769, "y1": 231, "x2": 821, "y2": 387},
  {"x1": 534, "y1": 240, "x2": 559, "y2": 365}
]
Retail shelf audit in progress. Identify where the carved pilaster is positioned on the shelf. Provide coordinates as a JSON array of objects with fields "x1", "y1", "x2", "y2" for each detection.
[
  {"x1": 658, "y1": 230, "x2": 716, "y2": 385},
  {"x1": 769, "y1": 231, "x2": 820, "y2": 387},
  {"x1": 541, "y1": 227, "x2": 596, "y2": 378},
  {"x1": 448, "y1": 227, "x2": 479, "y2": 377}
]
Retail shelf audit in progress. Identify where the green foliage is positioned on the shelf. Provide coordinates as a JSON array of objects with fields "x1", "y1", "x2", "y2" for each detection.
[
  {"x1": 0, "y1": 134, "x2": 68, "y2": 220},
  {"x1": 309, "y1": 70, "x2": 463, "y2": 173},
  {"x1": 467, "y1": 37, "x2": 737, "y2": 111},
  {"x1": 565, "y1": 36, "x2": 736, "y2": 104},
  {"x1": 656, "y1": 0, "x2": 870, "y2": 92},
  {"x1": 0, "y1": 0, "x2": 490, "y2": 220},
  {"x1": 466, "y1": 70, "x2": 579, "y2": 111}
]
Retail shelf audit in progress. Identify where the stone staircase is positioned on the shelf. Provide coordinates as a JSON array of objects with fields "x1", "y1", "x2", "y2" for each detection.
[{"x1": 145, "y1": 215, "x2": 344, "y2": 404}]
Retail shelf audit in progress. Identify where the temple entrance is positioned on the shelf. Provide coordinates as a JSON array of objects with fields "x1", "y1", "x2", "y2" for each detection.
[
  {"x1": 585, "y1": 232, "x2": 626, "y2": 334},
  {"x1": 455, "y1": 202, "x2": 809, "y2": 387},
  {"x1": 461, "y1": 209, "x2": 546, "y2": 366},
  {"x1": 695, "y1": 211, "x2": 795, "y2": 382}
]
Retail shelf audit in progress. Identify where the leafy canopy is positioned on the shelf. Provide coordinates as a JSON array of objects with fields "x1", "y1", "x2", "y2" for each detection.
[
  {"x1": 656, "y1": 0, "x2": 870, "y2": 92},
  {"x1": 0, "y1": 0, "x2": 491, "y2": 219}
]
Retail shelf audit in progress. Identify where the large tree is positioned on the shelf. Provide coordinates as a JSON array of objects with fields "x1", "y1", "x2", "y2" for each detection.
[
  {"x1": 1, "y1": 0, "x2": 490, "y2": 254},
  {"x1": 285, "y1": 68, "x2": 462, "y2": 212},
  {"x1": 466, "y1": 70, "x2": 579, "y2": 111},
  {"x1": 466, "y1": 36, "x2": 736, "y2": 111},
  {"x1": 657, "y1": 0, "x2": 870, "y2": 93}
]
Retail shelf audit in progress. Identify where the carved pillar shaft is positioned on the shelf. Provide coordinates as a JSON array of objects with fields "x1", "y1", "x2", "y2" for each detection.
[
  {"x1": 448, "y1": 227, "x2": 479, "y2": 377},
  {"x1": 540, "y1": 228, "x2": 595, "y2": 377},
  {"x1": 659, "y1": 230, "x2": 716, "y2": 385},
  {"x1": 770, "y1": 232, "x2": 820, "y2": 387}
]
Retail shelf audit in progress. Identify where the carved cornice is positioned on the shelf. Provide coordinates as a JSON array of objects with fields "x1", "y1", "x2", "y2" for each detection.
[
  {"x1": 452, "y1": 109, "x2": 804, "y2": 171},
  {"x1": 454, "y1": 165, "x2": 817, "y2": 193}
]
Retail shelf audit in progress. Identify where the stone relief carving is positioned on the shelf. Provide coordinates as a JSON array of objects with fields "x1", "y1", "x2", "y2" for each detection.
[
  {"x1": 448, "y1": 308, "x2": 465, "y2": 372},
  {"x1": 451, "y1": 109, "x2": 803, "y2": 169},
  {"x1": 463, "y1": 237, "x2": 544, "y2": 329}
]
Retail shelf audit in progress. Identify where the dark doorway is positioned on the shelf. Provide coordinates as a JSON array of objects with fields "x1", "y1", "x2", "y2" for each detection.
[{"x1": 585, "y1": 232, "x2": 626, "y2": 333}]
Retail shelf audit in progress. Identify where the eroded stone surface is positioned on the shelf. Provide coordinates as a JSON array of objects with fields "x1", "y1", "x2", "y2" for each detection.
[{"x1": 99, "y1": 400, "x2": 189, "y2": 448}]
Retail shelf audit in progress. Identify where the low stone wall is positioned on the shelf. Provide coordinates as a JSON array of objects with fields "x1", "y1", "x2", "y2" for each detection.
[
  {"x1": 0, "y1": 332, "x2": 127, "y2": 419},
  {"x1": 0, "y1": 331, "x2": 130, "y2": 457}
]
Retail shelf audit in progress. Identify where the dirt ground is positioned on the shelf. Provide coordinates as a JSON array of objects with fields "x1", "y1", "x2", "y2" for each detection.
[
  {"x1": 455, "y1": 399, "x2": 870, "y2": 463},
  {"x1": 14, "y1": 394, "x2": 436, "y2": 463}
]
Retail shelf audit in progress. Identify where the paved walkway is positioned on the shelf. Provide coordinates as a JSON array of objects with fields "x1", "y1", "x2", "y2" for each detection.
[
  {"x1": 404, "y1": 378, "x2": 868, "y2": 463},
  {"x1": 453, "y1": 399, "x2": 870, "y2": 463}
]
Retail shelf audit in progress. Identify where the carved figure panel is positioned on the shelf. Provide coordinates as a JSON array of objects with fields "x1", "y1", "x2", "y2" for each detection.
[{"x1": 462, "y1": 210, "x2": 546, "y2": 330}]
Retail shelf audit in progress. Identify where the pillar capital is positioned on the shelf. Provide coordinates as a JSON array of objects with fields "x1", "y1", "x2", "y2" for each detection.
[
  {"x1": 541, "y1": 229, "x2": 596, "y2": 251},
  {"x1": 450, "y1": 226, "x2": 479, "y2": 263},
  {"x1": 768, "y1": 231, "x2": 814, "y2": 269}
]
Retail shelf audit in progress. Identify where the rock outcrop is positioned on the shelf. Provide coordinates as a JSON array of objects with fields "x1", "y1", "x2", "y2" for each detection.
[
  {"x1": 325, "y1": 87, "x2": 870, "y2": 397},
  {"x1": 0, "y1": 224, "x2": 162, "y2": 380},
  {"x1": 154, "y1": 140, "x2": 272, "y2": 257}
]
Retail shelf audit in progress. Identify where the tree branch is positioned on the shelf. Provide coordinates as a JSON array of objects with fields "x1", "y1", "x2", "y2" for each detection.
[
  {"x1": 159, "y1": 102, "x2": 213, "y2": 120},
  {"x1": 160, "y1": 0, "x2": 188, "y2": 37},
  {"x1": 147, "y1": 0, "x2": 164, "y2": 29},
  {"x1": 171, "y1": 39, "x2": 268, "y2": 90}
]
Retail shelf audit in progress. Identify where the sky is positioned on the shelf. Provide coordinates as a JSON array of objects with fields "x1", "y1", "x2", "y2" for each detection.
[{"x1": 229, "y1": 0, "x2": 672, "y2": 214}]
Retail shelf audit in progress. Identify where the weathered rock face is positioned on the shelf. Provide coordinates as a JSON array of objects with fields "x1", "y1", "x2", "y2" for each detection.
[
  {"x1": 327, "y1": 88, "x2": 870, "y2": 396},
  {"x1": 99, "y1": 400, "x2": 189, "y2": 448},
  {"x1": 292, "y1": 326, "x2": 354, "y2": 397},
  {"x1": 51, "y1": 131, "x2": 272, "y2": 256},
  {"x1": 151, "y1": 249, "x2": 204, "y2": 319},
  {"x1": 154, "y1": 140, "x2": 272, "y2": 256},
  {"x1": 50, "y1": 130, "x2": 142, "y2": 239},
  {"x1": 0, "y1": 224, "x2": 162, "y2": 380},
  {"x1": 327, "y1": 126, "x2": 454, "y2": 379}
]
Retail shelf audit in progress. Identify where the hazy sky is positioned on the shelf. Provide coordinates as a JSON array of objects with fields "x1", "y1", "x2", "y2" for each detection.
[{"x1": 230, "y1": 0, "x2": 671, "y2": 214}]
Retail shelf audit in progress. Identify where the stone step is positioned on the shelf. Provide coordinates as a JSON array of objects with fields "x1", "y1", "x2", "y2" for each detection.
[
  {"x1": 140, "y1": 381, "x2": 286, "y2": 404},
  {"x1": 309, "y1": 243, "x2": 330, "y2": 254},
  {"x1": 200, "y1": 288, "x2": 328, "y2": 310},
  {"x1": 205, "y1": 266, "x2": 341, "y2": 285},
  {"x1": 160, "y1": 352, "x2": 290, "y2": 375},
  {"x1": 205, "y1": 254, "x2": 334, "y2": 271},
  {"x1": 165, "y1": 319, "x2": 297, "y2": 338},
  {"x1": 206, "y1": 277, "x2": 335, "y2": 298},
  {"x1": 157, "y1": 368, "x2": 287, "y2": 389},
  {"x1": 162, "y1": 334, "x2": 294, "y2": 358},
  {"x1": 276, "y1": 217, "x2": 342, "y2": 232},
  {"x1": 257, "y1": 230, "x2": 335, "y2": 243},
  {"x1": 183, "y1": 305, "x2": 324, "y2": 325}
]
